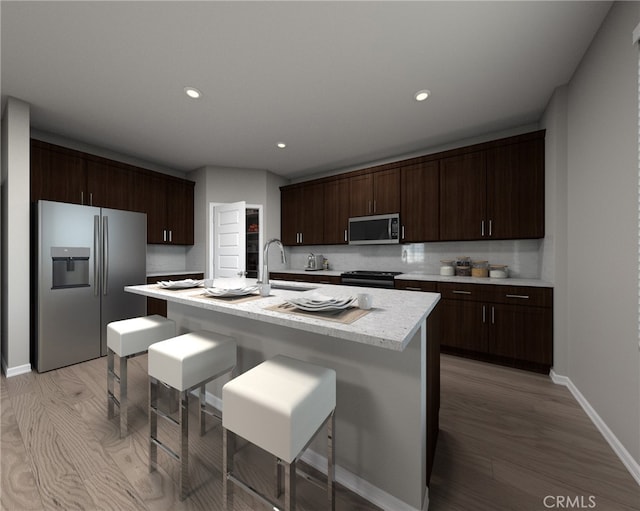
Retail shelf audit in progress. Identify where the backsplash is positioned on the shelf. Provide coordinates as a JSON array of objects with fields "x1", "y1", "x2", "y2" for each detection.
[
  {"x1": 285, "y1": 239, "x2": 543, "y2": 279},
  {"x1": 146, "y1": 244, "x2": 189, "y2": 274}
]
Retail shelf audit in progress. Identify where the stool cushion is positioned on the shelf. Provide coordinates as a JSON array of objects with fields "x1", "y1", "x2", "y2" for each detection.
[
  {"x1": 107, "y1": 315, "x2": 175, "y2": 357},
  {"x1": 148, "y1": 331, "x2": 236, "y2": 391},
  {"x1": 222, "y1": 355, "x2": 336, "y2": 464}
]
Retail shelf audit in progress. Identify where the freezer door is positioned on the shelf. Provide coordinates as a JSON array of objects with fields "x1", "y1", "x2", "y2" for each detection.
[
  {"x1": 100, "y1": 208, "x2": 147, "y2": 356},
  {"x1": 36, "y1": 201, "x2": 101, "y2": 372}
]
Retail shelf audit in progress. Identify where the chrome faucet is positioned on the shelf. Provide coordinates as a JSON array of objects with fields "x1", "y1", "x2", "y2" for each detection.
[{"x1": 260, "y1": 238, "x2": 286, "y2": 284}]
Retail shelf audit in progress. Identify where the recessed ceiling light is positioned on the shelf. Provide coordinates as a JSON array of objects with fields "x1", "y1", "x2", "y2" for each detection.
[
  {"x1": 277, "y1": 142, "x2": 286, "y2": 149},
  {"x1": 414, "y1": 89, "x2": 431, "y2": 102},
  {"x1": 184, "y1": 87, "x2": 202, "y2": 99}
]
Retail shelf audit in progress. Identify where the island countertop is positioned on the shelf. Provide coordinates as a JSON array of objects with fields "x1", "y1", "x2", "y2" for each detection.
[{"x1": 125, "y1": 279, "x2": 440, "y2": 351}]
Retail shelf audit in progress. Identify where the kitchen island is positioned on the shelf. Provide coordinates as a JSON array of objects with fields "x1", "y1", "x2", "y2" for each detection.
[{"x1": 125, "y1": 280, "x2": 440, "y2": 511}]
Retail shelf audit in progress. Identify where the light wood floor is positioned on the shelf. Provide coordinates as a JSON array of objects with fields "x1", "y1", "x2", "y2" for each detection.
[{"x1": 1, "y1": 353, "x2": 639, "y2": 510}]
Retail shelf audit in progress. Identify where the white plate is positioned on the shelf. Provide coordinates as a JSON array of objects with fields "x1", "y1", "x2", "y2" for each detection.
[
  {"x1": 203, "y1": 286, "x2": 259, "y2": 297},
  {"x1": 286, "y1": 295, "x2": 357, "y2": 311},
  {"x1": 157, "y1": 279, "x2": 203, "y2": 289}
]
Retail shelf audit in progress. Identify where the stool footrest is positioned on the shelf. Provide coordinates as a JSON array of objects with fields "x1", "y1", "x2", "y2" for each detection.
[
  {"x1": 277, "y1": 458, "x2": 327, "y2": 492},
  {"x1": 107, "y1": 368, "x2": 121, "y2": 384},
  {"x1": 150, "y1": 404, "x2": 180, "y2": 427},
  {"x1": 150, "y1": 436, "x2": 180, "y2": 462},
  {"x1": 107, "y1": 392, "x2": 120, "y2": 409}
]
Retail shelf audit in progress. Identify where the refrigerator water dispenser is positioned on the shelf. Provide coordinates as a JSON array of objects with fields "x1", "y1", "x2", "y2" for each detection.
[{"x1": 51, "y1": 246, "x2": 90, "y2": 289}]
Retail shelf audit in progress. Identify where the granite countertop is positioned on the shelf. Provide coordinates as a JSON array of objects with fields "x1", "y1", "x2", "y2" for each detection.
[
  {"x1": 147, "y1": 270, "x2": 205, "y2": 278},
  {"x1": 273, "y1": 268, "x2": 553, "y2": 288},
  {"x1": 125, "y1": 279, "x2": 440, "y2": 352},
  {"x1": 396, "y1": 272, "x2": 553, "y2": 288}
]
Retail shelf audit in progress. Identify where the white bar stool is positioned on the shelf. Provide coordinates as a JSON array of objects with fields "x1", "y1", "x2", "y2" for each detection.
[
  {"x1": 222, "y1": 355, "x2": 336, "y2": 511},
  {"x1": 107, "y1": 314, "x2": 176, "y2": 437},
  {"x1": 148, "y1": 330, "x2": 236, "y2": 501}
]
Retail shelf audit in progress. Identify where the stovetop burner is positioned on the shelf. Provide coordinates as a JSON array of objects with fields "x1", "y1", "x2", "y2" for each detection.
[
  {"x1": 341, "y1": 270, "x2": 402, "y2": 277},
  {"x1": 340, "y1": 270, "x2": 402, "y2": 288}
]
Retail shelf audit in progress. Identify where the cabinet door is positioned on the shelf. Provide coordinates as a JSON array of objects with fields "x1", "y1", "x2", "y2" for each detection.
[
  {"x1": 349, "y1": 173, "x2": 373, "y2": 217},
  {"x1": 489, "y1": 303, "x2": 552, "y2": 366},
  {"x1": 440, "y1": 151, "x2": 486, "y2": 240},
  {"x1": 31, "y1": 141, "x2": 86, "y2": 204},
  {"x1": 373, "y1": 168, "x2": 400, "y2": 214},
  {"x1": 166, "y1": 179, "x2": 195, "y2": 245},
  {"x1": 281, "y1": 187, "x2": 301, "y2": 245},
  {"x1": 301, "y1": 182, "x2": 324, "y2": 245},
  {"x1": 141, "y1": 172, "x2": 167, "y2": 244},
  {"x1": 86, "y1": 158, "x2": 135, "y2": 210},
  {"x1": 440, "y1": 299, "x2": 488, "y2": 353},
  {"x1": 401, "y1": 161, "x2": 439, "y2": 242},
  {"x1": 324, "y1": 179, "x2": 349, "y2": 244},
  {"x1": 486, "y1": 138, "x2": 544, "y2": 239}
]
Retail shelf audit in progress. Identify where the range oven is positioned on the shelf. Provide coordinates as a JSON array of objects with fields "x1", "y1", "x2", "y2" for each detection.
[{"x1": 340, "y1": 270, "x2": 402, "y2": 289}]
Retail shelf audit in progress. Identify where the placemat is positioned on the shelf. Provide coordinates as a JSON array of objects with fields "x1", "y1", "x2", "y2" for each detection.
[
  {"x1": 265, "y1": 302, "x2": 370, "y2": 324},
  {"x1": 199, "y1": 292, "x2": 263, "y2": 304}
]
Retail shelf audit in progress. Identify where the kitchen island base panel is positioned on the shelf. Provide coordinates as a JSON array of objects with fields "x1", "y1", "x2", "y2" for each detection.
[{"x1": 168, "y1": 301, "x2": 428, "y2": 511}]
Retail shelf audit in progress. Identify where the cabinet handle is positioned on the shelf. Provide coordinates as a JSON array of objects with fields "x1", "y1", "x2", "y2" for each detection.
[
  {"x1": 402, "y1": 225, "x2": 405, "y2": 240},
  {"x1": 300, "y1": 232, "x2": 303, "y2": 244},
  {"x1": 492, "y1": 306, "x2": 495, "y2": 324},
  {"x1": 169, "y1": 230, "x2": 172, "y2": 243},
  {"x1": 89, "y1": 192, "x2": 93, "y2": 206},
  {"x1": 482, "y1": 304, "x2": 486, "y2": 323},
  {"x1": 489, "y1": 220, "x2": 493, "y2": 237},
  {"x1": 481, "y1": 220, "x2": 485, "y2": 237},
  {"x1": 373, "y1": 200, "x2": 377, "y2": 213},
  {"x1": 81, "y1": 191, "x2": 84, "y2": 205},
  {"x1": 344, "y1": 229, "x2": 348, "y2": 242},
  {"x1": 163, "y1": 229, "x2": 167, "y2": 242},
  {"x1": 505, "y1": 294, "x2": 529, "y2": 299},
  {"x1": 406, "y1": 287, "x2": 422, "y2": 291},
  {"x1": 452, "y1": 290, "x2": 471, "y2": 295}
]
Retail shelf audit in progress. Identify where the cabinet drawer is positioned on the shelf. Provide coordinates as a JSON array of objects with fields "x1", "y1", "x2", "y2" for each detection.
[
  {"x1": 484, "y1": 286, "x2": 552, "y2": 307},
  {"x1": 437, "y1": 282, "x2": 486, "y2": 301},
  {"x1": 395, "y1": 280, "x2": 438, "y2": 292}
]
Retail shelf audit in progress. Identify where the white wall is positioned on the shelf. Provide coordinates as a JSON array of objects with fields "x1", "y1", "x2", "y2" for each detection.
[
  {"x1": 563, "y1": 1, "x2": 639, "y2": 466},
  {"x1": 540, "y1": 85, "x2": 569, "y2": 375},
  {"x1": 188, "y1": 165, "x2": 288, "y2": 278},
  {"x1": 1, "y1": 98, "x2": 31, "y2": 375}
]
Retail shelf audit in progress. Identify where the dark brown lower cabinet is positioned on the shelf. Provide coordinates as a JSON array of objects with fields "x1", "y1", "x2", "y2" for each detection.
[
  {"x1": 146, "y1": 273, "x2": 204, "y2": 317},
  {"x1": 438, "y1": 282, "x2": 553, "y2": 374}
]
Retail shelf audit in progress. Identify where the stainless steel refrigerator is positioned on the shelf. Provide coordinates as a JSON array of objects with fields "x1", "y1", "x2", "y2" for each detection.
[{"x1": 34, "y1": 200, "x2": 147, "y2": 372}]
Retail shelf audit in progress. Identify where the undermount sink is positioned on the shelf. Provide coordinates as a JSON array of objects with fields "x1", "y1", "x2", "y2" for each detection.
[{"x1": 269, "y1": 282, "x2": 318, "y2": 292}]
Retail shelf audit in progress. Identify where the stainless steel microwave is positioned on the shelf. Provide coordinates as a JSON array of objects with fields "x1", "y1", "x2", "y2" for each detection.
[{"x1": 348, "y1": 213, "x2": 400, "y2": 245}]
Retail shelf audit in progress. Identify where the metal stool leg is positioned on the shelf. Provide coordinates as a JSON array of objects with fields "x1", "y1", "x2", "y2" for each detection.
[
  {"x1": 223, "y1": 428, "x2": 235, "y2": 511},
  {"x1": 179, "y1": 390, "x2": 189, "y2": 501},
  {"x1": 199, "y1": 384, "x2": 206, "y2": 436},
  {"x1": 328, "y1": 411, "x2": 335, "y2": 511},
  {"x1": 119, "y1": 356, "x2": 128, "y2": 438},
  {"x1": 107, "y1": 349, "x2": 115, "y2": 419},
  {"x1": 149, "y1": 376, "x2": 158, "y2": 473},
  {"x1": 284, "y1": 460, "x2": 296, "y2": 511}
]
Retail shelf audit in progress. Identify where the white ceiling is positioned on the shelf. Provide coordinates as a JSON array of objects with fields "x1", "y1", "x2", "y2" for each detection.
[{"x1": 1, "y1": 1, "x2": 612, "y2": 179}]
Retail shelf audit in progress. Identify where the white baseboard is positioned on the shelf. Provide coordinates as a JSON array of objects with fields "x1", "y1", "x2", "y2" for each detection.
[
  {"x1": 550, "y1": 370, "x2": 640, "y2": 486},
  {"x1": 203, "y1": 390, "x2": 428, "y2": 511},
  {"x1": 2, "y1": 359, "x2": 31, "y2": 377}
]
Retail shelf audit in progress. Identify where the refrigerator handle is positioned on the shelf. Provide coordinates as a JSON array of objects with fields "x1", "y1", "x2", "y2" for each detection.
[
  {"x1": 103, "y1": 215, "x2": 109, "y2": 295},
  {"x1": 94, "y1": 215, "x2": 100, "y2": 296}
]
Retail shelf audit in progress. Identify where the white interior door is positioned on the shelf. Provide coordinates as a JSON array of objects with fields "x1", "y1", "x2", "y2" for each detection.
[{"x1": 213, "y1": 201, "x2": 246, "y2": 278}]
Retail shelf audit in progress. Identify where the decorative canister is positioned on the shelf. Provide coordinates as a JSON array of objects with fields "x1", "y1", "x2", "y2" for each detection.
[
  {"x1": 455, "y1": 257, "x2": 472, "y2": 277},
  {"x1": 440, "y1": 260, "x2": 455, "y2": 276},
  {"x1": 471, "y1": 260, "x2": 489, "y2": 278},
  {"x1": 489, "y1": 264, "x2": 509, "y2": 278}
]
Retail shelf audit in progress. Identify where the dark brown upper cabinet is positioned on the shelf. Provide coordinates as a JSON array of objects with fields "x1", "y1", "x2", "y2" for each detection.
[
  {"x1": 323, "y1": 178, "x2": 350, "y2": 244},
  {"x1": 400, "y1": 161, "x2": 440, "y2": 242},
  {"x1": 440, "y1": 135, "x2": 544, "y2": 241},
  {"x1": 281, "y1": 182, "x2": 324, "y2": 246},
  {"x1": 349, "y1": 168, "x2": 400, "y2": 217}
]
